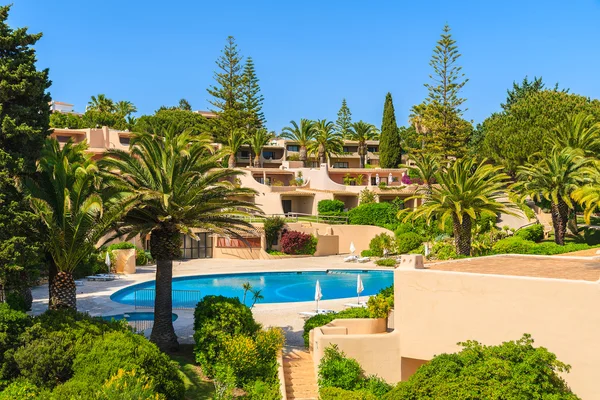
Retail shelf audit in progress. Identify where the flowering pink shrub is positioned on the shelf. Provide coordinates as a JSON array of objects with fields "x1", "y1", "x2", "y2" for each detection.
[
  {"x1": 280, "y1": 231, "x2": 317, "y2": 255},
  {"x1": 401, "y1": 174, "x2": 412, "y2": 185}
]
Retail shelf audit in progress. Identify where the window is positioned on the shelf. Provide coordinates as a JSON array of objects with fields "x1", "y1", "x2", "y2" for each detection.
[
  {"x1": 56, "y1": 135, "x2": 70, "y2": 143},
  {"x1": 309, "y1": 161, "x2": 319, "y2": 168},
  {"x1": 263, "y1": 151, "x2": 276, "y2": 159},
  {"x1": 333, "y1": 162, "x2": 349, "y2": 168},
  {"x1": 367, "y1": 146, "x2": 378, "y2": 153},
  {"x1": 180, "y1": 233, "x2": 213, "y2": 259},
  {"x1": 287, "y1": 145, "x2": 300, "y2": 152},
  {"x1": 119, "y1": 136, "x2": 130, "y2": 146},
  {"x1": 343, "y1": 146, "x2": 350, "y2": 153},
  {"x1": 239, "y1": 150, "x2": 250, "y2": 159}
]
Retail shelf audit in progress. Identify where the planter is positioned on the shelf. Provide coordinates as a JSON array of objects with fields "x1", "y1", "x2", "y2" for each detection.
[{"x1": 114, "y1": 249, "x2": 136, "y2": 274}]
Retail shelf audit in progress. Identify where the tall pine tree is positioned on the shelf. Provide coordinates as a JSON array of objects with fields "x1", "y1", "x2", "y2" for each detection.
[
  {"x1": 414, "y1": 24, "x2": 471, "y2": 158},
  {"x1": 0, "y1": 5, "x2": 51, "y2": 306},
  {"x1": 242, "y1": 56, "x2": 266, "y2": 135},
  {"x1": 379, "y1": 93, "x2": 402, "y2": 168},
  {"x1": 335, "y1": 99, "x2": 352, "y2": 138},
  {"x1": 207, "y1": 36, "x2": 245, "y2": 143}
]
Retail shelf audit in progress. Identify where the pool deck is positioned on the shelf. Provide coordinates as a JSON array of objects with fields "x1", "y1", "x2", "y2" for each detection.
[{"x1": 31, "y1": 255, "x2": 387, "y2": 346}]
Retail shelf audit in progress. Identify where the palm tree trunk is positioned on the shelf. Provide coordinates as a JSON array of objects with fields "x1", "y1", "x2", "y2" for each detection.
[
  {"x1": 50, "y1": 271, "x2": 76, "y2": 310},
  {"x1": 149, "y1": 226, "x2": 181, "y2": 352},
  {"x1": 228, "y1": 153, "x2": 236, "y2": 168},
  {"x1": 452, "y1": 214, "x2": 472, "y2": 256},
  {"x1": 48, "y1": 252, "x2": 57, "y2": 309},
  {"x1": 300, "y1": 146, "x2": 307, "y2": 167},
  {"x1": 551, "y1": 199, "x2": 569, "y2": 245},
  {"x1": 253, "y1": 154, "x2": 260, "y2": 168},
  {"x1": 359, "y1": 143, "x2": 365, "y2": 168}
]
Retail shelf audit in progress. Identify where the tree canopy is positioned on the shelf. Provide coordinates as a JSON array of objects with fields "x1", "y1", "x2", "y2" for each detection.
[{"x1": 379, "y1": 93, "x2": 402, "y2": 168}]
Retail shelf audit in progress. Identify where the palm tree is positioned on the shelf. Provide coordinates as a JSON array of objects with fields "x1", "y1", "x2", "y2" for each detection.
[
  {"x1": 87, "y1": 94, "x2": 115, "y2": 113},
  {"x1": 571, "y1": 163, "x2": 600, "y2": 225},
  {"x1": 242, "y1": 282, "x2": 253, "y2": 305},
  {"x1": 281, "y1": 119, "x2": 315, "y2": 167},
  {"x1": 99, "y1": 128, "x2": 260, "y2": 351},
  {"x1": 23, "y1": 139, "x2": 121, "y2": 310},
  {"x1": 308, "y1": 119, "x2": 343, "y2": 166},
  {"x1": 402, "y1": 153, "x2": 440, "y2": 195},
  {"x1": 515, "y1": 148, "x2": 593, "y2": 245},
  {"x1": 348, "y1": 121, "x2": 379, "y2": 168},
  {"x1": 225, "y1": 128, "x2": 247, "y2": 168},
  {"x1": 410, "y1": 158, "x2": 515, "y2": 256},
  {"x1": 550, "y1": 113, "x2": 600, "y2": 157},
  {"x1": 114, "y1": 100, "x2": 137, "y2": 117},
  {"x1": 249, "y1": 128, "x2": 273, "y2": 168}
]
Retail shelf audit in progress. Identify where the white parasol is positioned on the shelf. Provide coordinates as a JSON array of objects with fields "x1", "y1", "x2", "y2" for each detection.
[
  {"x1": 105, "y1": 252, "x2": 111, "y2": 273},
  {"x1": 315, "y1": 280, "x2": 322, "y2": 311},
  {"x1": 357, "y1": 274, "x2": 364, "y2": 304},
  {"x1": 349, "y1": 241, "x2": 356, "y2": 255}
]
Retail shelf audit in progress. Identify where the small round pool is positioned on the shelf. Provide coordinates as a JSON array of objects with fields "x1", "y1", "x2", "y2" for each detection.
[
  {"x1": 111, "y1": 270, "x2": 393, "y2": 308},
  {"x1": 102, "y1": 312, "x2": 178, "y2": 322}
]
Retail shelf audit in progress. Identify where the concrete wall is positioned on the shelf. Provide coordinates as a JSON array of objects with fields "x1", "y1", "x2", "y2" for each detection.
[
  {"x1": 394, "y1": 258, "x2": 600, "y2": 399},
  {"x1": 313, "y1": 235, "x2": 339, "y2": 256}
]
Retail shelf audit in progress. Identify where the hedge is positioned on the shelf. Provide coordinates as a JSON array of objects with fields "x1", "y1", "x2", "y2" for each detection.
[
  {"x1": 318, "y1": 199, "x2": 345, "y2": 214},
  {"x1": 514, "y1": 224, "x2": 544, "y2": 242},
  {"x1": 396, "y1": 232, "x2": 423, "y2": 254},
  {"x1": 348, "y1": 203, "x2": 396, "y2": 227},
  {"x1": 492, "y1": 237, "x2": 598, "y2": 255}
]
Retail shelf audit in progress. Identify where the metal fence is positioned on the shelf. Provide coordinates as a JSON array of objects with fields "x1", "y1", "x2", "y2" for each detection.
[
  {"x1": 134, "y1": 289, "x2": 203, "y2": 310},
  {"x1": 242, "y1": 212, "x2": 349, "y2": 225}
]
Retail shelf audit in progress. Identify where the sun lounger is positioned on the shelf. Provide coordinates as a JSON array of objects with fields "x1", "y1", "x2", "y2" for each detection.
[
  {"x1": 344, "y1": 302, "x2": 367, "y2": 308},
  {"x1": 357, "y1": 257, "x2": 371, "y2": 263},
  {"x1": 86, "y1": 274, "x2": 118, "y2": 281},
  {"x1": 75, "y1": 280, "x2": 85, "y2": 286},
  {"x1": 344, "y1": 255, "x2": 358, "y2": 262},
  {"x1": 298, "y1": 309, "x2": 334, "y2": 319}
]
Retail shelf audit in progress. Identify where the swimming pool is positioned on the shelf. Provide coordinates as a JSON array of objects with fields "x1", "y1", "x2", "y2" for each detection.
[
  {"x1": 101, "y1": 312, "x2": 178, "y2": 322},
  {"x1": 110, "y1": 270, "x2": 393, "y2": 308}
]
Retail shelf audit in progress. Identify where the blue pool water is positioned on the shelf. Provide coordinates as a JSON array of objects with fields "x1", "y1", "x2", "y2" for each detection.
[
  {"x1": 110, "y1": 270, "x2": 393, "y2": 308},
  {"x1": 102, "y1": 312, "x2": 178, "y2": 322}
]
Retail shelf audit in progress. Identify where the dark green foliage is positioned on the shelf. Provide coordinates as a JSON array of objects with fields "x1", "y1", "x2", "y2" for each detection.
[
  {"x1": 379, "y1": 93, "x2": 402, "y2": 168},
  {"x1": 474, "y1": 212, "x2": 498, "y2": 234},
  {"x1": 263, "y1": 217, "x2": 285, "y2": 250},
  {"x1": 318, "y1": 199, "x2": 345, "y2": 214},
  {"x1": 360, "y1": 250, "x2": 373, "y2": 257},
  {"x1": 374, "y1": 258, "x2": 396, "y2": 267},
  {"x1": 515, "y1": 224, "x2": 545, "y2": 242},
  {"x1": 335, "y1": 99, "x2": 352, "y2": 138},
  {"x1": 367, "y1": 285, "x2": 394, "y2": 318},
  {"x1": 582, "y1": 227, "x2": 600, "y2": 246},
  {"x1": 362, "y1": 375, "x2": 393, "y2": 397},
  {"x1": 0, "y1": 4, "x2": 50, "y2": 298},
  {"x1": 0, "y1": 304, "x2": 31, "y2": 381},
  {"x1": 106, "y1": 242, "x2": 136, "y2": 250},
  {"x1": 501, "y1": 76, "x2": 550, "y2": 111},
  {"x1": 135, "y1": 109, "x2": 210, "y2": 136},
  {"x1": 193, "y1": 296, "x2": 261, "y2": 376},
  {"x1": 348, "y1": 203, "x2": 396, "y2": 227},
  {"x1": 492, "y1": 237, "x2": 595, "y2": 255},
  {"x1": 302, "y1": 308, "x2": 370, "y2": 347},
  {"x1": 242, "y1": 56, "x2": 266, "y2": 132},
  {"x1": 396, "y1": 232, "x2": 424, "y2": 254},
  {"x1": 319, "y1": 387, "x2": 377, "y2": 400},
  {"x1": 71, "y1": 331, "x2": 184, "y2": 400},
  {"x1": 384, "y1": 335, "x2": 579, "y2": 399},
  {"x1": 318, "y1": 345, "x2": 364, "y2": 391},
  {"x1": 0, "y1": 379, "x2": 39, "y2": 399},
  {"x1": 243, "y1": 379, "x2": 281, "y2": 400}
]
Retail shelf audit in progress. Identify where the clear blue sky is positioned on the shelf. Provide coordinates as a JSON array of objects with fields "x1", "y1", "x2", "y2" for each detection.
[{"x1": 9, "y1": 0, "x2": 600, "y2": 133}]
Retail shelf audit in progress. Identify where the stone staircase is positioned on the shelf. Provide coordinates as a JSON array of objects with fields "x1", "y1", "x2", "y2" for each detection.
[{"x1": 283, "y1": 347, "x2": 319, "y2": 400}]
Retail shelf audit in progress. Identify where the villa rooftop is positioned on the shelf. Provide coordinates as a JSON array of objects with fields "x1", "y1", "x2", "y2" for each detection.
[{"x1": 428, "y1": 255, "x2": 600, "y2": 281}]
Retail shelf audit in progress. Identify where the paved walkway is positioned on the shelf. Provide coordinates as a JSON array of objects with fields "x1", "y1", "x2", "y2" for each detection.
[{"x1": 31, "y1": 255, "x2": 383, "y2": 345}]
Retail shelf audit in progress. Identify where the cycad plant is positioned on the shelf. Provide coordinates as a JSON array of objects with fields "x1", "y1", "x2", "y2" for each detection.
[
  {"x1": 402, "y1": 153, "x2": 440, "y2": 195},
  {"x1": 114, "y1": 100, "x2": 137, "y2": 117},
  {"x1": 515, "y1": 147, "x2": 593, "y2": 245},
  {"x1": 281, "y1": 119, "x2": 315, "y2": 167},
  {"x1": 24, "y1": 139, "x2": 122, "y2": 309},
  {"x1": 308, "y1": 119, "x2": 343, "y2": 166},
  {"x1": 87, "y1": 94, "x2": 114, "y2": 113},
  {"x1": 550, "y1": 113, "x2": 600, "y2": 157},
  {"x1": 100, "y1": 128, "x2": 260, "y2": 351},
  {"x1": 348, "y1": 121, "x2": 379, "y2": 168},
  {"x1": 410, "y1": 158, "x2": 514, "y2": 255},
  {"x1": 225, "y1": 128, "x2": 247, "y2": 168},
  {"x1": 249, "y1": 128, "x2": 273, "y2": 167},
  {"x1": 571, "y1": 163, "x2": 600, "y2": 225}
]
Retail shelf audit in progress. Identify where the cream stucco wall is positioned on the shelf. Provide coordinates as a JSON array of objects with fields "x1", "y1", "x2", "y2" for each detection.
[{"x1": 394, "y1": 259, "x2": 600, "y2": 399}]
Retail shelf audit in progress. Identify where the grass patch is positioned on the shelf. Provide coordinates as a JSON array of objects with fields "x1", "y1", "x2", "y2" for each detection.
[
  {"x1": 266, "y1": 249, "x2": 287, "y2": 255},
  {"x1": 169, "y1": 344, "x2": 215, "y2": 400}
]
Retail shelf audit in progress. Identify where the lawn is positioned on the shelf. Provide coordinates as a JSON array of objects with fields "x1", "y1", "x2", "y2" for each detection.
[
  {"x1": 577, "y1": 215, "x2": 600, "y2": 226},
  {"x1": 168, "y1": 344, "x2": 215, "y2": 400}
]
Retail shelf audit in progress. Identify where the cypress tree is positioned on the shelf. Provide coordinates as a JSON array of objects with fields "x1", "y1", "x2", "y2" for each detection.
[
  {"x1": 0, "y1": 5, "x2": 51, "y2": 305},
  {"x1": 379, "y1": 93, "x2": 402, "y2": 168},
  {"x1": 242, "y1": 56, "x2": 266, "y2": 134},
  {"x1": 207, "y1": 36, "x2": 245, "y2": 143},
  {"x1": 335, "y1": 99, "x2": 352, "y2": 138}
]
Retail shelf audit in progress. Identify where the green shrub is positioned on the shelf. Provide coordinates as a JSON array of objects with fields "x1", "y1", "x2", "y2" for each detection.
[
  {"x1": 264, "y1": 217, "x2": 286, "y2": 250},
  {"x1": 212, "y1": 363, "x2": 236, "y2": 400},
  {"x1": 383, "y1": 334, "x2": 578, "y2": 399},
  {"x1": 475, "y1": 212, "x2": 498, "y2": 233},
  {"x1": 107, "y1": 241, "x2": 136, "y2": 250},
  {"x1": 319, "y1": 387, "x2": 377, "y2": 400},
  {"x1": 348, "y1": 203, "x2": 395, "y2": 227},
  {"x1": 362, "y1": 375, "x2": 392, "y2": 397},
  {"x1": 394, "y1": 222, "x2": 414, "y2": 236},
  {"x1": 367, "y1": 286, "x2": 394, "y2": 318},
  {"x1": 318, "y1": 345, "x2": 364, "y2": 391},
  {"x1": 255, "y1": 328, "x2": 285, "y2": 379},
  {"x1": 50, "y1": 378, "x2": 98, "y2": 399},
  {"x1": 219, "y1": 334, "x2": 259, "y2": 385},
  {"x1": 0, "y1": 304, "x2": 30, "y2": 370},
  {"x1": 318, "y1": 199, "x2": 345, "y2": 214},
  {"x1": 396, "y1": 232, "x2": 423, "y2": 254},
  {"x1": 492, "y1": 237, "x2": 538, "y2": 254},
  {"x1": 515, "y1": 224, "x2": 544, "y2": 242},
  {"x1": 358, "y1": 189, "x2": 377, "y2": 205},
  {"x1": 99, "y1": 369, "x2": 164, "y2": 400},
  {"x1": 374, "y1": 258, "x2": 397, "y2": 267},
  {"x1": 0, "y1": 380, "x2": 39, "y2": 399},
  {"x1": 360, "y1": 250, "x2": 374, "y2": 257},
  {"x1": 71, "y1": 331, "x2": 184, "y2": 400},
  {"x1": 583, "y1": 227, "x2": 600, "y2": 246},
  {"x1": 193, "y1": 296, "x2": 260, "y2": 376},
  {"x1": 243, "y1": 379, "x2": 281, "y2": 400},
  {"x1": 303, "y1": 308, "x2": 370, "y2": 347},
  {"x1": 135, "y1": 247, "x2": 148, "y2": 265},
  {"x1": 431, "y1": 242, "x2": 457, "y2": 260},
  {"x1": 368, "y1": 233, "x2": 396, "y2": 256}
]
